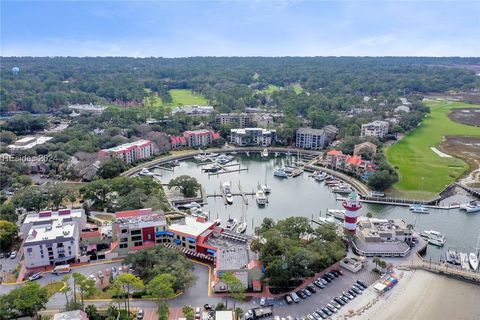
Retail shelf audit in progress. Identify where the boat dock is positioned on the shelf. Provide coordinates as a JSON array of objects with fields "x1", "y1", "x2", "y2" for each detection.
[
  {"x1": 459, "y1": 252, "x2": 471, "y2": 271},
  {"x1": 335, "y1": 196, "x2": 461, "y2": 210},
  {"x1": 206, "y1": 192, "x2": 256, "y2": 204}
]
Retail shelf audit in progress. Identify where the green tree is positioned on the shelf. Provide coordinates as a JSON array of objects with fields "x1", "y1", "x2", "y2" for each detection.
[
  {"x1": 98, "y1": 159, "x2": 128, "y2": 179},
  {"x1": 147, "y1": 273, "x2": 175, "y2": 300},
  {"x1": 158, "y1": 301, "x2": 169, "y2": 320},
  {"x1": 85, "y1": 305, "x2": 101, "y2": 320},
  {"x1": 12, "y1": 186, "x2": 47, "y2": 212},
  {"x1": 182, "y1": 306, "x2": 194, "y2": 320},
  {"x1": 220, "y1": 272, "x2": 245, "y2": 309},
  {"x1": 367, "y1": 170, "x2": 397, "y2": 191},
  {"x1": 234, "y1": 307, "x2": 244, "y2": 320},
  {"x1": 59, "y1": 274, "x2": 72, "y2": 306},
  {"x1": 45, "y1": 183, "x2": 69, "y2": 210},
  {"x1": 0, "y1": 202, "x2": 16, "y2": 222},
  {"x1": 72, "y1": 272, "x2": 96, "y2": 308},
  {"x1": 0, "y1": 220, "x2": 18, "y2": 251},
  {"x1": 6, "y1": 281, "x2": 48, "y2": 319},
  {"x1": 113, "y1": 273, "x2": 144, "y2": 314},
  {"x1": 168, "y1": 175, "x2": 200, "y2": 198}
]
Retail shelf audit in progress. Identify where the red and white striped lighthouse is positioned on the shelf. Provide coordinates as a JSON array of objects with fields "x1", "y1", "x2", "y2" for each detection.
[{"x1": 343, "y1": 192, "x2": 362, "y2": 235}]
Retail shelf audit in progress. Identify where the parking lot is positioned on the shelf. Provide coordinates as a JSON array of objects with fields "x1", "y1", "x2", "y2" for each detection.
[{"x1": 248, "y1": 266, "x2": 381, "y2": 318}]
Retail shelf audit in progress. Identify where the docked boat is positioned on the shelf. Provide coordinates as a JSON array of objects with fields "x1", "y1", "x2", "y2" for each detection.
[
  {"x1": 261, "y1": 149, "x2": 269, "y2": 158},
  {"x1": 216, "y1": 154, "x2": 233, "y2": 164},
  {"x1": 312, "y1": 171, "x2": 328, "y2": 181},
  {"x1": 325, "y1": 178, "x2": 341, "y2": 186},
  {"x1": 469, "y1": 253, "x2": 479, "y2": 271},
  {"x1": 273, "y1": 167, "x2": 288, "y2": 178},
  {"x1": 230, "y1": 151, "x2": 237, "y2": 155},
  {"x1": 236, "y1": 222, "x2": 247, "y2": 234},
  {"x1": 138, "y1": 168, "x2": 155, "y2": 176},
  {"x1": 326, "y1": 209, "x2": 346, "y2": 221},
  {"x1": 245, "y1": 151, "x2": 250, "y2": 157},
  {"x1": 285, "y1": 151, "x2": 292, "y2": 156},
  {"x1": 193, "y1": 154, "x2": 209, "y2": 162},
  {"x1": 203, "y1": 164, "x2": 221, "y2": 173},
  {"x1": 420, "y1": 230, "x2": 446, "y2": 247},
  {"x1": 207, "y1": 152, "x2": 219, "y2": 158},
  {"x1": 191, "y1": 208, "x2": 209, "y2": 219},
  {"x1": 410, "y1": 204, "x2": 429, "y2": 213},
  {"x1": 213, "y1": 219, "x2": 221, "y2": 226},
  {"x1": 317, "y1": 216, "x2": 338, "y2": 226},
  {"x1": 169, "y1": 160, "x2": 180, "y2": 167},
  {"x1": 332, "y1": 185, "x2": 353, "y2": 194},
  {"x1": 371, "y1": 191, "x2": 385, "y2": 197},
  {"x1": 460, "y1": 200, "x2": 480, "y2": 213},
  {"x1": 222, "y1": 182, "x2": 234, "y2": 204},
  {"x1": 261, "y1": 184, "x2": 271, "y2": 194},
  {"x1": 446, "y1": 250, "x2": 461, "y2": 265},
  {"x1": 274, "y1": 152, "x2": 279, "y2": 158},
  {"x1": 256, "y1": 189, "x2": 267, "y2": 205},
  {"x1": 225, "y1": 218, "x2": 238, "y2": 231}
]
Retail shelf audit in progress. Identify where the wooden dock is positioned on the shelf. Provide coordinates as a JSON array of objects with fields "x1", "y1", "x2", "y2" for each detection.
[
  {"x1": 335, "y1": 196, "x2": 460, "y2": 210},
  {"x1": 399, "y1": 259, "x2": 480, "y2": 284}
]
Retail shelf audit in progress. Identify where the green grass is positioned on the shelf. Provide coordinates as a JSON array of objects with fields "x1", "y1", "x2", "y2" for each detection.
[
  {"x1": 386, "y1": 100, "x2": 480, "y2": 195},
  {"x1": 291, "y1": 83, "x2": 303, "y2": 94},
  {"x1": 260, "y1": 84, "x2": 280, "y2": 94},
  {"x1": 169, "y1": 89, "x2": 208, "y2": 106},
  {"x1": 44, "y1": 281, "x2": 64, "y2": 298}
]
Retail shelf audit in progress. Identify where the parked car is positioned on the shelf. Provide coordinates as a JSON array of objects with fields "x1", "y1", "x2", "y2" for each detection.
[
  {"x1": 322, "y1": 276, "x2": 331, "y2": 283},
  {"x1": 353, "y1": 283, "x2": 364, "y2": 291},
  {"x1": 339, "y1": 296, "x2": 349, "y2": 304},
  {"x1": 357, "y1": 280, "x2": 368, "y2": 289},
  {"x1": 331, "y1": 300, "x2": 342, "y2": 309},
  {"x1": 348, "y1": 289, "x2": 357, "y2": 297},
  {"x1": 284, "y1": 294, "x2": 293, "y2": 304},
  {"x1": 98, "y1": 271, "x2": 104, "y2": 279},
  {"x1": 10, "y1": 251, "x2": 17, "y2": 259},
  {"x1": 136, "y1": 310, "x2": 144, "y2": 320},
  {"x1": 332, "y1": 271, "x2": 340, "y2": 277},
  {"x1": 314, "y1": 280, "x2": 324, "y2": 288},
  {"x1": 311, "y1": 312, "x2": 321, "y2": 320},
  {"x1": 260, "y1": 297, "x2": 267, "y2": 306},
  {"x1": 336, "y1": 269, "x2": 344, "y2": 276},
  {"x1": 326, "y1": 304, "x2": 337, "y2": 313},
  {"x1": 88, "y1": 274, "x2": 97, "y2": 281},
  {"x1": 302, "y1": 288, "x2": 312, "y2": 297},
  {"x1": 307, "y1": 284, "x2": 317, "y2": 293},
  {"x1": 204, "y1": 304, "x2": 214, "y2": 310},
  {"x1": 306, "y1": 314, "x2": 315, "y2": 320},
  {"x1": 351, "y1": 286, "x2": 362, "y2": 294},
  {"x1": 316, "y1": 310, "x2": 328, "y2": 319},
  {"x1": 343, "y1": 291, "x2": 354, "y2": 300},
  {"x1": 194, "y1": 307, "x2": 201, "y2": 320},
  {"x1": 334, "y1": 297, "x2": 346, "y2": 306},
  {"x1": 321, "y1": 307, "x2": 332, "y2": 316},
  {"x1": 297, "y1": 290, "x2": 307, "y2": 299},
  {"x1": 28, "y1": 272, "x2": 43, "y2": 281},
  {"x1": 318, "y1": 278, "x2": 327, "y2": 285},
  {"x1": 290, "y1": 292, "x2": 300, "y2": 303}
]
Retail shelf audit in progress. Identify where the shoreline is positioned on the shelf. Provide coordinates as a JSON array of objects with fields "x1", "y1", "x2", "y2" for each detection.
[{"x1": 334, "y1": 269, "x2": 480, "y2": 320}]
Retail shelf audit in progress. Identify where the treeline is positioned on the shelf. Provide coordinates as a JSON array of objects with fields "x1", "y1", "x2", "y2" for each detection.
[{"x1": 1, "y1": 57, "x2": 479, "y2": 113}]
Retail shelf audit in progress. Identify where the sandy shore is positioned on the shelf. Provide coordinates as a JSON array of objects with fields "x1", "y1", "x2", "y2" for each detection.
[{"x1": 334, "y1": 270, "x2": 480, "y2": 320}]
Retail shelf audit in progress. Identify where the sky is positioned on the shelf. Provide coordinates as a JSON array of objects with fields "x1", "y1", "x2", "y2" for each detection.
[{"x1": 1, "y1": 0, "x2": 479, "y2": 57}]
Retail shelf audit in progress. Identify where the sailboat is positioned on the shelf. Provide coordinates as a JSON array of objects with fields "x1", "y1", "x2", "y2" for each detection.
[
  {"x1": 236, "y1": 202, "x2": 247, "y2": 234},
  {"x1": 260, "y1": 167, "x2": 271, "y2": 194},
  {"x1": 261, "y1": 149, "x2": 269, "y2": 158}
]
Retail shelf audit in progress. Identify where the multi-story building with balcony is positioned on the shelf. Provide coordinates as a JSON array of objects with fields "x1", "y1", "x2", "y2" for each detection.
[
  {"x1": 230, "y1": 128, "x2": 276, "y2": 146},
  {"x1": 98, "y1": 140, "x2": 153, "y2": 164}
]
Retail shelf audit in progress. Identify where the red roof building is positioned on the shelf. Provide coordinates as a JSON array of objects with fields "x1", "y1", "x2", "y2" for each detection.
[{"x1": 171, "y1": 129, "x2": 220, "y2": 149}]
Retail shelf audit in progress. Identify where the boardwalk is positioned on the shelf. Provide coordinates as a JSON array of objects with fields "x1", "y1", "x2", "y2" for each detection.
[{"x1": 398, "y1": 259, "x2": 480, "y2": 283}]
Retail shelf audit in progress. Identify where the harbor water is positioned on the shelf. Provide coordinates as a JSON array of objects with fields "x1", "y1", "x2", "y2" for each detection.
[{"x1": 155, "y1": 155, "x2": 480, "y2": 261}]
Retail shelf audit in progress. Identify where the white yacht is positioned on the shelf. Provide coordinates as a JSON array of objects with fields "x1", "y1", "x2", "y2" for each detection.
[
  {"x1": 222, "y1": 182, "x2": 234, "y2": 204},
  {"x1": 193, "y1": 154, "x2": 208, "y2": 162},
  {"x1": 225, "y1": 218, "x2": 238, "y2": 231},
  {"x1": 138, "y1": 168, "x2": 155, "y2": 176},
  {"x1": 261, "y1": 149, "x2": 269, "y2": 158},
  {"x1": 460, "y1": 200, "x2": 480, "y2": 213},
  {"x1": 326, "y1": 209, "x2": 346, "y2": 221},
  {"x1": 256, "y1": 189, "x2": 267, "y2": 205},
  {"x1": 312, "y1": 171, "x2": 328, "y2": 181},
  {"x1": 469, "y1": 253, "x2": 479, "y2": 271},
  {"x1": 216, "y1": 154, "x2": 233, "y2": 164},
  {"x1": 410, "y1": 204, "x2": 429, "y2": 213},
  {"x1": 332, "y1": 185, "x2": 353, "y2": 194},
  {"x1": 420, "y1": 230, "x2": 446, "y2": 247},
  {"x1": 317, "y1": 216, "x2": 338, "y2": 226},
  {"x1": 261, "y1": 184, "x2": 271, "y2": 194},
  {"x1": 236, "y1": 222, "x2": 247, "y2": 234},
  {"x1": 285, "y1": 151, "x2": 292, "y2": 156},
  {"x1": 273, "y1": 167, "x2": 288, "y2": 178}
]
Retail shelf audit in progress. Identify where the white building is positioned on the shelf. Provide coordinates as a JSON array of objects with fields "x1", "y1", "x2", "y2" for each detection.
[
  {"x1": 361, "y1": 121, "x2": 389, "y2": 138},
  {"x1": 8, "y1": 136, "x2": 53, "y2": 150},
  {"x1": 230, "y1": 128, "x2": 276, "y2": 146},
  {"x1": 216, "y1": 113, "x2": 254, "y2": 128},
  {"x1": 21, "y1": 209, "x2": 86, "y2": 237},
  {"x1": 23, "y1": 220, "x2": 80, "y2": 268},
  {"x1": 98, "y1": 140, "x2": 153, "y2": 164},
  {"x1": 296, "y1": 128, "x2": 327, "y2": 150},
  {"x1": 256, "y1": 114, "x2": 273, "y2": 128},
  {"x1": 394, "y1": 105, "x2": 410, "y2": 113},
  {"x1": 172, "y1": 105, "x2": 214, "y2": 116},
  {"x1": 68, "y1": 104, "x2": 106, "y2": 114}
]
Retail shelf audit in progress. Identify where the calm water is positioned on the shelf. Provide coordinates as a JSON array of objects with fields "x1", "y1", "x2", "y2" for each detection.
[{"x1": 155, "y1": 155, "x2": 480, "y2": 261}]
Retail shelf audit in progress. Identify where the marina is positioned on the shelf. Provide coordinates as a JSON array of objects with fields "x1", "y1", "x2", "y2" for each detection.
[{"x1": 153, "y1": 154, "x2": 480, "y2": 262}]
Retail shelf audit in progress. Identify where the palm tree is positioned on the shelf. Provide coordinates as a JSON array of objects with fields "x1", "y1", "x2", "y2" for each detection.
[{"x1": 59, "y1": 274, "x2": 71, "y2": 305}]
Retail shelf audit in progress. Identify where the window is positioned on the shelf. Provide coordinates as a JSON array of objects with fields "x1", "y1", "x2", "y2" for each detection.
[
  {"x1": 182, "y1": 237, "x2": 185, "y2": 241},
  {"x1": 130, "y1": 230, "x2": 141, "y2": 235},
  {"x1": 121, "y1": 229, "x2": 128, "y2": 234},
  {"x1": 131, "y1": 235, "x2": 142, "y2": 241},
  {"x1": 27, "y1": 248, "x2": 32, "y2": 253},
  {"x1": 41, "y1": 254, "x2": 44, "y2": 258},
  {"x1": 121, "y1": 237, "x2": 128, "y2": 243},
  {"x1": 134, "y1": 241, "x2": 143, "y2": 247},
  {"x1": 119, "y1": 244, "x2": 128, "y2": 249},
  {"x1": 57, "y1": 243, "x2": 64, "y2": 248},
  {"x1": 189, "y1": 246, "x2": 195, "y2": 250}
]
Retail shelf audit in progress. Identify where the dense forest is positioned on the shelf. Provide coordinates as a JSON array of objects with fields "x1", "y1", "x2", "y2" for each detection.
[{"x1": 1, "y1": 57, "x2": 479, "y2": 114}]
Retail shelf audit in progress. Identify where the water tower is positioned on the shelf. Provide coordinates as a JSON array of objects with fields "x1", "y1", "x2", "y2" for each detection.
[
  {"x1": 12, "y1": 67, "x2": 20, "y2": 76},
  {"x1": 343, "y1": 191, "x2": 362, "y2": 235}
]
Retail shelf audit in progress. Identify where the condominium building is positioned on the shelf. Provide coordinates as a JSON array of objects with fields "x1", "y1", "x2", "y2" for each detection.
[
  {"x1": 230, "y1": 128, "x2": 276, "y2": 146},
  {"x1": 21, "y1": 209, "x2": 86, "y2": 237},
  {"x1": 172, "y1": 105, "x2": 214, "y2": 117},
  {"x1": 170, "y1": 129, "x2": 221, "y2": 148},
  {"x1": 295, "y1": 128, "x2": 327, "y2": 150},
  {"x1": 112, "y1": 208, "x2": 168, "y2": 255},
  {"x1": 215, "y1": 113, "x2": 254, "y2": 128},
  {"x1": 23, "y1": 220, "x2": 80, "y2": 268},
  {"x1": 67, "y1": 104, "x2": 106, "y2": 114},
  {"x1": 98, "y1": 140, "x2": 153, "y2": 163},
  {"x1": 360, "y1": 121, "x2": 389, "y2": 138}
]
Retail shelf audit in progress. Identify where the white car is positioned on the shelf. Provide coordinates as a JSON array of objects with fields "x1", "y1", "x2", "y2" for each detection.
[
  {"x1": 88, "y1": 274, "x2": 97, "y2": 281},
  {"x1": 10, "y1": 251, "x2": 17, "y2": 259},
  {"x1": 260, "y1": 297, "x2": 267, "y2": 306}
]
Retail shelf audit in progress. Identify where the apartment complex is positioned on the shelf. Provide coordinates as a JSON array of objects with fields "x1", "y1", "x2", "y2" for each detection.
[
  {"x1": 112, "y1": 208, "x2": 168, "y2": 255},
  {"x1": 325, "y1": 149, "x2": 376, "y2": 181},
  {"x1": 295, "y1": 125, "x2": 339, "y2": 150},
  {"x1": 67, "y1": 104, "x2": 106, "y2": 114},
  {"x1": 98, "y1": 140, "x2": 153, "y2": 163},
  {"x1": 21, "y1": 208, "x2": 86, "y2": 237},
  {"x1": 8, "y1": 136, "x2": 53, "y2": 150},
  {"x1": 23, "y1": 220, "x2": 79, "y2": 268},
  {"x1": 230, "y1": 128, "x2": 276, "y2": 146},
  {"x1": 360, "y1": 121, "x2": 389, "y2": 138},
  {"x1": 170, "y1": 129, "x2": 221, "y2": 148},
  {"x1": 215, "y1": 113, "x2": 254, "y2": 128},
  {"x1": 172, "y1": 105, "x2": 214, "y2": 117}
]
